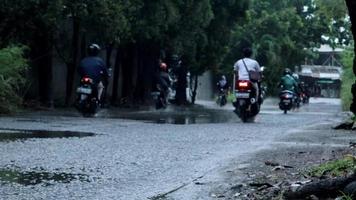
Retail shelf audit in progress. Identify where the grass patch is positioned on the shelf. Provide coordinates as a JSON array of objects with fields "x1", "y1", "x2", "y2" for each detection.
[
  {"x1": 308, "y1": 155, "x2": 356, "y2": 178},
  {"x1": 340, "y1": 191, "x2": 353, "y2": 200}
]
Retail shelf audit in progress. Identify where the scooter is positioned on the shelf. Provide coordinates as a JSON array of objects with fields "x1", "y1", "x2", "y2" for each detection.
[
  {"x1": 216, "y1": 88, "x2": 227, "y2": 107},
  {"x1": 152, "y1": 84, "x2": 168, "y2": 110},
  {"x1": 75, "y1": 76, "x2": 99, "y2": 117},
  {"x1": 233, "y1": 79, "x2": 260, "y2": 122},
  {"x1": 279, "y1": 90, "x2": 295, "y2": 114}
]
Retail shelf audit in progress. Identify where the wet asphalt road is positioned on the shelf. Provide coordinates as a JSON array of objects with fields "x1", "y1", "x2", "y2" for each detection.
[{"x1": 0, "y1": 98, "x2": 344, "y2": 200}]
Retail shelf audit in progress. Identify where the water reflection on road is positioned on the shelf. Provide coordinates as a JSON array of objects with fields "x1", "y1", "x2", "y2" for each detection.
[
  {"x1": 102, "y1": 106, "x2": 237, "y2": 125},
  {"x1": 0, "y1": 168, "x2": 90, "y2": 186},
  {"x1": 0, "y1": 130, "x2": 95, "y2": 142}
]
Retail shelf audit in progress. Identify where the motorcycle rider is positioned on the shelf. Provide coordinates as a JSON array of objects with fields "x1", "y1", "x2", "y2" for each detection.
[
  {"x1": 278, "y1": 68, "x2": 299, "y2": 95},
  {"x1": 233, "y1": 47, "x2": 261, "y2": 103},
  {"x1": 216, "y1": 75, "x2": 229, "y2": 105},
  {"x1": 217, "y1": 75, "x2": 229, "y2": 91},
  {"x1": 155, "y1": 60, "x2": 171, "y2": 104},
  {"x1": 78, "y1": 43, "x2": 109, "y2": 103}
]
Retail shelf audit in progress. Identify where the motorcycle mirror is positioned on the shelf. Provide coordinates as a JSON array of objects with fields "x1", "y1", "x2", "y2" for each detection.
[{"x1": 261, "y1": 66, "x2": 266, "y2": 72}]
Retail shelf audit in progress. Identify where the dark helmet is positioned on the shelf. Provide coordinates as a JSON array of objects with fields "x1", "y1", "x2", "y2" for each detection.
[
  {"x1": 283, "y1": 68, "x2": 292, "y2": 75},
  {"x1": 88, "y1": 43, "x2": 101, "y2": 56},
  {"x1": 242, "y1": 47, "x2": 253, "y2": 57}
]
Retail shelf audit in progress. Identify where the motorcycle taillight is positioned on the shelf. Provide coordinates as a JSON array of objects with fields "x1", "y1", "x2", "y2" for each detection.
[
  {"x1": 236, "y1": 80, "x2": 251, "y2": 90},
  {"x1": 282, "y1": 94, "x2": 292, "y2": 99},
  {"x1": 82, "y1": 77, "x2": 93, "y2": 84}
]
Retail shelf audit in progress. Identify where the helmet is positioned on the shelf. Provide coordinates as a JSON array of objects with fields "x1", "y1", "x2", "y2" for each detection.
[
  {"x1": 221, "y1": 75, "x2": 226, "y2": 80},
  {"x1": 88, "y1": 43, "x2": 101, "y2": 56},
  {"x1": 160, "y1": 62, "x2": 167, "y2": 71},
  {"x1": 283, "y1": 68, "x2": 291, "y2": 75}
]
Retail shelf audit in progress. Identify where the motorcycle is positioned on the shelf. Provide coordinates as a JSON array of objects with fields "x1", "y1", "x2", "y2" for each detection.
[
  {"x1": 75, "y1": 76, "x2": 99, "y2": 117},
  {"x1": 300, "y1": 92, "x2": 309, "y2": 104},
  {"x1": 152, "y1": 84, "x2": 168, "y2": 109},
  {"x1": 233, "y1": 80, "x2": 260, "y2": 122},
  {"x1": 279, "y1": 90, "x2": 295, "y2": 114},
  {"x1": 216, "y1": 88, "x2": 227, "y2": 107}
]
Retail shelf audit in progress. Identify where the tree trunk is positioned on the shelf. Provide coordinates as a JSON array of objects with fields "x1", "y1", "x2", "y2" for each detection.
[
  {"x1": 191, "y1": 75, "x2": 199, "y2": 104},
  {"x1": 38, "y1": 46, "x2": 53, "y2": 107},
  {"x1": 28, "y1": 21, "x2": 54, "y2": 107},
  {"x1": 106, "y1": 43, "x2": 114, "y2": 67},
  {"x1": 65, "y1": 18, "x2": 81, "y2": 106},
  {"x1": 111, "y1": 46, "x2": 121, "y2": 105},
  {"x1": 121, "y1": 43, "x2": 134, "y2": 103},
  {"x1": 133, "y1": 42, "x2": 144, "y2": 104},
  {"x1": 176, "y1": 64, "x2": 188, "y2": 105},
  {"x1": 346, "y1": 0, "x2": 356, "y2": 114},
  {"x1": 133, "y1": 41, "x2": 160, "y2": 104},
  {"x1": 284, "y1": 174, "x2": 356, "y2": 199},
  {"x1": 100, "y1": 43, "x2": 113, "y2": 105}
]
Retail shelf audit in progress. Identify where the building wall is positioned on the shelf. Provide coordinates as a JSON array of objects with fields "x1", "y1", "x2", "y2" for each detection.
[{"x1": 196, "y1": 71, "x2": 214, "y2": 101}]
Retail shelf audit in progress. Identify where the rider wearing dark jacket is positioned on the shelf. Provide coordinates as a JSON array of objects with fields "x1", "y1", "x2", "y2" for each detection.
[
  {"x1": 78, "y1": 44, "x2": 108, "y2": 101},
  {"x1": 154, "y1": 61, "x2": 171, "y2": 103}
]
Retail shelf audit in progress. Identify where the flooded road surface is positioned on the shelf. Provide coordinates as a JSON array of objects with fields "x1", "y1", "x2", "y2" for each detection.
[
  {"x1": 0, "y1": 168, "x2": 89, "y2": 186},
  {"x1": 0, "y1": 129, "x2": 95, "y2": 142},
  {"x1": 103, "y1": 106, "x2": 236, "y2": 124},
  {"x1": 0, "y1": 98, "x2": 347, "y2": 200}
]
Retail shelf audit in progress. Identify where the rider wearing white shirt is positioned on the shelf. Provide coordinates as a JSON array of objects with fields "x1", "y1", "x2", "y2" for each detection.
[{"x1": 233, "y1": 48, "x2": 261, "y2": 102}]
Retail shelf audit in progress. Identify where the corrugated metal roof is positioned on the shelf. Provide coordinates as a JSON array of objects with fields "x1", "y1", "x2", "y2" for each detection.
[
  {"x1": 315, "y1": 44, "x2": 344, "y2": 53},
  {"x1": 299, "y1": 65, "x2": 342, "y2": 80}
]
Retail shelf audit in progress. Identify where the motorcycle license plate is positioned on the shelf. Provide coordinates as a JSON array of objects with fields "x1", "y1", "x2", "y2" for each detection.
[
  {"x1": 80, "y1": 94, "x2": 88, "y2": 100},
  {"x1": 235, "y1": 93, "x2": 249, "y2": 98},
  {"x1": 77, "y1": 87, "x2": 92, "y2": 94},
  {"x1": 283, "y1": 99, "x2": 291, "y2": 103}
]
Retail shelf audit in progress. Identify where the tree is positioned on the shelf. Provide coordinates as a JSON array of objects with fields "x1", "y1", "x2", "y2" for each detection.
[
  {"x1": 223, "y1": 0, "x2": 350, "y2": 95},
  {"x1": 345, "y1": 0, "x2": 356, "y2": 114}
]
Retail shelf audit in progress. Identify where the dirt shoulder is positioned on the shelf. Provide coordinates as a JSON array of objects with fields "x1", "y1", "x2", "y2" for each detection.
[{"x1": 216, "y1": 122, "x2": 356, "y2": 200}]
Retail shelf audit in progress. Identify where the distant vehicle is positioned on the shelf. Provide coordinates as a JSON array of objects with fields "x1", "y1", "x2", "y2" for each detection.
[
  {"x1": 279, "y1": 90, "x2": 295, "y2": 114},
  {"x1": 152, "y1": 84, "x2": 168, "y2": 110},
  {"x1": 216, "y1": 88, "x2": 227, "y2": 107},
  {"x1": 75, "y1": 76, "x2": 99, "y2": 117}
]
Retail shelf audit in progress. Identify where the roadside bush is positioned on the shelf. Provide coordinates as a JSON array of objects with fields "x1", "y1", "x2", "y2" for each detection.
[
  {"x1": 0, "y1": 46, "x2": 28, "y2": 113},
  {"x1": 341, "y1": 48, "x2": 355, "y2": 111}
]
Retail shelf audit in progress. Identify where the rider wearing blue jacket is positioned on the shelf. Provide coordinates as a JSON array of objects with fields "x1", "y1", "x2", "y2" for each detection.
[{"x1": 78, "y1": 44, "x2": 108, "y2": 101}]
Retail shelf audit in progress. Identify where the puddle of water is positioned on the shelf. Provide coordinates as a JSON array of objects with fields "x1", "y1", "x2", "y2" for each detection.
[
  {"x1": 0, "y1": 168, "x2": 89, "y2": 186},
  {"x1": 112, "y1": 109, "x2": 236, "y2": 125},
  {"x1": 0, "y1": 130, "x2": 95, "y2": 142}
]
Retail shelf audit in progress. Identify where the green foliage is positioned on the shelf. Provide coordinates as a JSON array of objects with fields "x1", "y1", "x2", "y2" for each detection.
[
  {"x1": 308, "y1": 155, "x2": 356, "y2": 178},
  {"x1": 0, "y1": 0, "x2": 352, "y2": 103},
  {"x1": 340, "y1": 191, "x2": 353, "y2": 200},
  {"x1": 341, "y1": 47, "x2": 355, "y2": 111},
  {"x1": 0, "y1": 46, "x2": 28, "y2": 113},
  {"x1": 221, "y1": 0, "x2": 350, "y2": 95}
]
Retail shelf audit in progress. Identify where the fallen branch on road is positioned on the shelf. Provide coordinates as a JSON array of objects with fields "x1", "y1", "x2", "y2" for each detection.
[{"x1": 283, "y1": 173, "x2": 356, "y2": 199}]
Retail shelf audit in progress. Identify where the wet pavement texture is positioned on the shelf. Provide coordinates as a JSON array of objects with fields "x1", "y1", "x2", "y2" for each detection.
[{"x1": 0, "y1": 98, "x2": 348, "y2": 200}]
